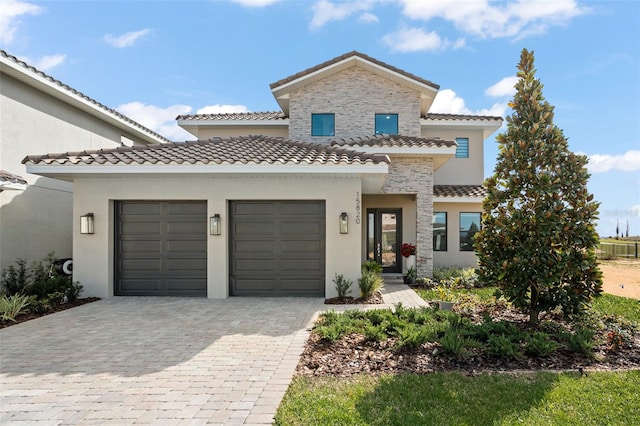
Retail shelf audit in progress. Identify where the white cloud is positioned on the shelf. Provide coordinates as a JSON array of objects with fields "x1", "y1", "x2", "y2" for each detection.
[
  {"x1": 382, "y1": 26, "x2": 465, "y2": 53},
  {"x1": 630, "y1": 205, "x2": 640, "y2": 217},
  {"x1": 116, "y1": 102, "x2": 193, "y2": 141},
  {"x1": 485, "y1": 76, "x2": 518, "y2": 98},
  {"x1": 104, "y1": 29, "x2": 151, "y2": 48},
  {"x1": 399, "y1": 0, "x2": 586, "y2": 40},
  {"x1": 358, "y1": 12, "x2": 379, "y2": 24},
  {"x1": 585, "y1": 150, "x2": 640, "y2": 173},
  {"x1": 0, "y1": 0, "x2": 42, "y2": 44},
  {"x1": 34, "y1": 53, "x2": 66, "y2": 71},
  {"x1": 230, "y1": 0, "x2": 281, "y2": 6},
  {"x1": 430, "y1": 88, "x2": 508, "y2": 118},
  {"x1": 310, "y1": 0, "x2": 373, "y2": 29},
  {"x1": 196, "y1": 104, "x2": 249, "y2": 114}
]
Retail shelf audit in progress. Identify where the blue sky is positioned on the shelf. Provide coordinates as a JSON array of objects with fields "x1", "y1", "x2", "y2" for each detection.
[{"x1": 1, "y1": 0, "x2": 638, "y2": 237}]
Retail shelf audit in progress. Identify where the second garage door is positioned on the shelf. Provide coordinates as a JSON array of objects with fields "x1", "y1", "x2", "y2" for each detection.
[{"x1": 230, "y1": 201, "x2": 325, "y2": 296}]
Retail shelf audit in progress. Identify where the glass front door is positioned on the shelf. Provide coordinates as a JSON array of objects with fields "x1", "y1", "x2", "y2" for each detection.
[{"x1": 367, "y1": 209, "x2": 402, "y2": 273}]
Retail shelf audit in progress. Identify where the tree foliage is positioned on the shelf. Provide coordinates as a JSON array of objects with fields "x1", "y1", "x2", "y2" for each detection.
[{"x1": 474, "y1": 48, "x2": 602, "y2": 324}]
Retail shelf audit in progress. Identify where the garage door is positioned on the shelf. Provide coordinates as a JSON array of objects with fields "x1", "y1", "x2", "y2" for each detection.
[
  {"x1": 115, "y1": 201, "x2": 207, "y2": 297},
  {"x1": 230, "y1": 201, "x2": 325, "y2": 296}
]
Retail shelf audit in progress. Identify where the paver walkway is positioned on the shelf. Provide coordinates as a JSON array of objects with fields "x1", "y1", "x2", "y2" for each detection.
[{"x1": 0, "y1": 281, "x2": 424, "y2": 425}]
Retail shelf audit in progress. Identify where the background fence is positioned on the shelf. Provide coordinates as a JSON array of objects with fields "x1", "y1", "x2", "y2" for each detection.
[{"x1": 599, "y1": 241, "x2": 639, "y2": 259}]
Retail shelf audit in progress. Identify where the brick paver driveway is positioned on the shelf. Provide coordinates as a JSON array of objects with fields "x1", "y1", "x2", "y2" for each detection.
[{"x1": 0, "y1": 297, "x2": 325, "y2": 425}]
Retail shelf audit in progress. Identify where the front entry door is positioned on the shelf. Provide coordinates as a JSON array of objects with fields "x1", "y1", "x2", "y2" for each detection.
[{"x1": 366, "y1": 209, "x2": 402, "y2": 273}]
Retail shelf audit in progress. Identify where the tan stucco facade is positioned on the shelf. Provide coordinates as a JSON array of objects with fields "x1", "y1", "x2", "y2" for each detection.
[{"x1": 71, "y1": 175, "x2": 363, "y2": 299}]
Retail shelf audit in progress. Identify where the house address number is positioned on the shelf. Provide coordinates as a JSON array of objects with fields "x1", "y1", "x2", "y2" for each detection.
[{"x1": 355, "y1": 192, "x2": 361, "y2": 224}]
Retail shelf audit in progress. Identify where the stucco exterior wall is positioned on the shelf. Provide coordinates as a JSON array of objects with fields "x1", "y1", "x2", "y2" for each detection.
[
  {"x1": 193, "y1": 125, "x2": 288, "y2": 140},
  {"x1": 433, "y1": 201, "x2": 483, "y2": 268},
  {"x1": 71, "y1": 175, "x2": 363, "y2": 299},
  {"x1": 288, "y1": 66, "x2": 422, "y2": 143},
  {"x1": 0, "y1": 74, "x2": 146, "y2": 269},
  {"x1": 423, "y1": 128, "x2": 486, "y2": 185}
]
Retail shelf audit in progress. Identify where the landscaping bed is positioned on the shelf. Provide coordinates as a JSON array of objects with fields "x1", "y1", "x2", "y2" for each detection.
[
  {"x1": 0, "y1": 297, "x2": 100, "y2": 329},
  {"x1": 297, "y1": 289, "x2": 640, "y2": 377}
]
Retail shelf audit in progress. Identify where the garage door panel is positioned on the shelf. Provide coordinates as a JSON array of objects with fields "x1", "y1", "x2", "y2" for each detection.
[
  {"x1": 121, "y1": 221, "x2": 161, "y2": 234},
  {"x1": 281, "y1": 259, "x2": 322, "y2": 272},
  {"x1": 281, "y1": 222, "x2": 323, "y2": 236},
  {"x1": 234, "y1": 240, "x2": 275, "y2": 253},
  {"x1": 115, "y1": 201, "x2": 207, "y2": 297},
  {"x1": 234, "y1": 221, "x2": 275, "y2": 235},
  {"x1": 121, "y1": 240, "x2": 163, "y2": 252},
  {"x1": 281, "y1": 278, "x2": 323, "y2": 294},
  {"x1": 230, "y1": 200, "x2": 325, "y2": 297},
  {"x1": 233, "y1": 202, "x2": 276, "y2": 215},
  {"x1": 279, "y1": 202, "x2": 323, "y2": 215},
  {"x1": 120, "y1": 202, "x2": 162, "y2": 215},
  {"x1": 235, "y1": 259, "x2": 275, "y2": 272}
]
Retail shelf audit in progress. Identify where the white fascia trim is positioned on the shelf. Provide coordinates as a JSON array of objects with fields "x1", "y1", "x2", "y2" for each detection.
[
  {"x1": 272, "y1": 56, "x2": 438, "y2": 94},
  {"x1": 26, "y1": 163, "x2": 389, "y2": 176},
  {"x1": 421, "y1": 118, "x2": 502, "y2": 129},
  {"x1": 433, "y1": 197, "x2": 484, "y2": 203},
  {"x1": 347, "y1": 147, "x2": 456, "y2": 156},
  {"x1": 176, "y1": 119, "x2": 289, "y2": 127},
  {"x1": 1, "y1": 57, "x2": 167, "y2": 145},
  {"x1": 0, "y1": 182, "x2": 27, "y2": 191}
]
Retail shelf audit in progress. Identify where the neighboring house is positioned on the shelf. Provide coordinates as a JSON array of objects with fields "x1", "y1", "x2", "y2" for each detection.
[
  {"x1": 24, "y1": 51, "x2": 502, "y2": 299},
  {"x1": 0, "y1": 50, "x2": 169, "y2": 270}
]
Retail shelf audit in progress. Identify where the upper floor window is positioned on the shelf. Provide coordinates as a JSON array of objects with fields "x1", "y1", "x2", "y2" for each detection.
[
  {"x1": 459, "y1": 212, "x2": 481, "y2": 251},
  {"x1": 375, "y1": 114, "x2": 398, "y2": 135},
  {"x1": 455, "y1": 138, "x2": 469, "y2": 158},
  {"x1": 433, "y1": 212, "x2": 447, "y2": 251},
  {"x1": 311, "y1": 113, "x2": 335, "y2": 136}
]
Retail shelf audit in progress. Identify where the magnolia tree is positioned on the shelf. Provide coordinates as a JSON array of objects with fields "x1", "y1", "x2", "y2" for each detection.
[{"x1": 474, "y1": 48, "x2": 602, "y2": 324}]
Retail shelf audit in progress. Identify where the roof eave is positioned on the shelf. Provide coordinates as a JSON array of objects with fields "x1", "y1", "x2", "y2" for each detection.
[
  {"x1": 1, "y1": 54, "x2": 169, "y2": 145},
  {"x1": 434, "y1": 196, "x2": 484, "y2": 203},
  {"x1": 421, "y1": 117, "x2": 503, "y2": 139}
]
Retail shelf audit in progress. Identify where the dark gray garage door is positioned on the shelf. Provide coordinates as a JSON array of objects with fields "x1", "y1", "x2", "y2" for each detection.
[
  {"x1": 115, "y1": 201, "x2": 207, "y2": 297},
  {"x1": 230, "y1": 201, "x2": 325, "y2": 296}
]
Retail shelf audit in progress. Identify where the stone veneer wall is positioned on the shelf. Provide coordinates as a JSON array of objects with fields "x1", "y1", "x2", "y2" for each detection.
[
  {"x1": 288, "y1": 66, "x2": 421, "y2": 143},
  {"x1": 382, "y1": 156, "x2": 434, "y2": 277}
]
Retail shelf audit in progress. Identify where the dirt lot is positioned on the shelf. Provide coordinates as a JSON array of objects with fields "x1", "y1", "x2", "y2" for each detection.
[{"x1": 599, "y1": 259, "x2": 640, "y2": 300}]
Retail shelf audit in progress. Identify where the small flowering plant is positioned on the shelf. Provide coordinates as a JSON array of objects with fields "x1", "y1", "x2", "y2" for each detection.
[{"x1": 401, "y1": 243, "x2": 416, "y2": 258}]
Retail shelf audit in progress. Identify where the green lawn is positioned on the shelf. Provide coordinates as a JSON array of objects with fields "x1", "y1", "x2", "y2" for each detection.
[{"x1": 275, "y1": 371, "x2": 640, "y2": 425}]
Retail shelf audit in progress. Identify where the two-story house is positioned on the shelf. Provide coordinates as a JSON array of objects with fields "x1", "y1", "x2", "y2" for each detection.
[
  {"x1": 1, "y1": 50, "x2": 169, "y2": 270},
  {"x1": 24, "y1": 51, "x2": 501, "y2": 299}
]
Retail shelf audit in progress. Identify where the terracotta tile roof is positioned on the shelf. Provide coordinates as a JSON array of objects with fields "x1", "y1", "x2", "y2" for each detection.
[
  {"x1": 424, "y1": 113, "x2": 503, "y2": 122},
  {"x1": 331, "y1": 135, "x2": 456, "y2": 148},
  {"x1": 1, "y1": 50, "x2": 170, "y2": 143},
  {"x1": 0, "y1": 170, "x2": 27, "y2": 185},
  {"x1": 270, "y1": 51, "x2": 440, "y2": 90},
  {"x1": 23, "y1": 135, "x2": 389, "y2": 167},
  {"x1": 176, "y1": 111, "x2": 287, "y2": 121},
  {"x1": 434, "y1": 185, "x2": 487, "y2": 198}
]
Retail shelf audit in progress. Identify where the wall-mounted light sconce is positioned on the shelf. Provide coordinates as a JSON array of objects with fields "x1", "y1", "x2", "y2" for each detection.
[
  {"x1": 339, "y1": 212, "x2": 348, "y2": 234},
  {"x1": 210, "y1": 214, "x2": 221, "y2": 235},
  {"x1": 80, "y1": 213, "x2": 94, "y2": 234}
]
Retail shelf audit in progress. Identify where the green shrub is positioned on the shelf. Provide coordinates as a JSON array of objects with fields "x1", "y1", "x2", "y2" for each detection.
[
  {"x1": 0, "y1": 294, "x2": 31, "y2": 322},
  {"x1": 47, "y1": 291, "x2": 65, "y2": 307},
  {"x1": 358, "y1": 270, "x2": 384, "y2": 299},
  {"x1": 364, "y1": 324, "x2": 388, "y2": 342},
  {"x1": 562, "y1": 328, "x2": 597, "y2": 356},
  {"x1": 524, "y1": 332, "x2": 560, "y2": 357},
  {"x1": 487, "y1": 334, "x2": 521, "y2": 359},
  {"x1": 316, "y1": 324, "x2": 344, "y2": 342},
  {"x1": 394, "y1": 323, "x2": 430, "y2": 350},
  {"x1": 333, "y1": 274, "x2": 353, "y2": 299},
  {"x1": 1, "y1": 259, "x2": 29, "y2": 296},
  {"x1": 361, "y1": 260, "x2": 383, "y2": 274},
  {"x1": 27, "y1": 297, "x2": 50, "y2": 315}
]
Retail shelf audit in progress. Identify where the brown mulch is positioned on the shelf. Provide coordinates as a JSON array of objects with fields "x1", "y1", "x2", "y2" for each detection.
[
  {"x1": 0, "y1": 297, "x2": 100, "y2": 329},
  {"x1": 297, "y1": 300, "x2": 640, "y2": 377},
  {"x1": 325, "y1": 292, "x2": 384, "y2": 305}
]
